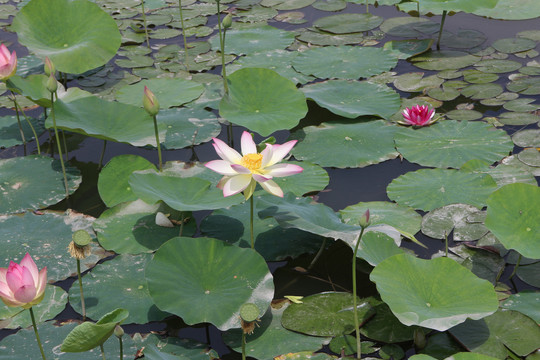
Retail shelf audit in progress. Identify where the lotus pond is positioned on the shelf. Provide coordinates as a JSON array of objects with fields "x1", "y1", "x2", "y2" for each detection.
[{"x1": 0, "y1": 0, "x2": 539, "y2": 359}]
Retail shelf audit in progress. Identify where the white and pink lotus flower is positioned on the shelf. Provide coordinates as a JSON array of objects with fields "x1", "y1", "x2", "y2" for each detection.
[
  {"x1": 0, "y1": 253, "x2": 47, "y2": 309},
  {"x1": 0, "y1": 44, "x2": 17, "y2": 81}
]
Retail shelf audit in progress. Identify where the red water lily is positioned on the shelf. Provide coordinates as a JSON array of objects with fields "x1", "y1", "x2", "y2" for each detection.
[{"x1": 399, "y1": 105, "x2": 437, "y2": 127}]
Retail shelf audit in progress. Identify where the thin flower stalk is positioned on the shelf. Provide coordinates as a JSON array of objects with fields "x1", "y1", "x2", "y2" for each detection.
[
  {"x1": 143, "y1": 86, "x2": 162, "y2": 171},
  {"x1": 49, "y1": 91, "x2": 70, "y2": 199},
  {"x1": 352, "y1": 210, "x2": 370, "y2": 359},
  {"x1": 216, "y1": 0, "x2": 228, "y2": 94},
  {"x1": 11, "y1": 95, "x2": 41, "y2": 154},
  {"x1": 178, "y1": 0, "x2": 189, "y2": 71},
  {"x1": 29, "y1": 307, "x2": 47, "y2": 360},
  {"x1": 140, "y1": 0, "x2": 151, "y2": 49}
]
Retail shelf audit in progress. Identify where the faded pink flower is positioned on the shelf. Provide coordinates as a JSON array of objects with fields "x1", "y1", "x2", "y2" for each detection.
[
  {"x1": 399, "y1": 105, "x2": 437, "y2": 127},
  {"x1": 0, "y1": 44, "x2": 17, "y2": 81},
  {"x1": 205, "y1": 131, "x2": 303, "y2": 198},
  {"x1": 0, "y1": 253, "x2": 47, "y2": 308}
]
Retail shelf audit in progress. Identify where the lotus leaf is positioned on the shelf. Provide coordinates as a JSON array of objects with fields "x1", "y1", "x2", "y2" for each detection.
[
  {"x1": 421, "y1": 204, "x2": 489, "y2": 241},
  {"x1": 209, "y1": 25, "x2": 295, "y2": 55},
  {"x1": 313, "y1": 13, "x2": 383, "y2": 34},
  {"x1": 501, "y1": 292, "x2": 540, "y2": 324}
]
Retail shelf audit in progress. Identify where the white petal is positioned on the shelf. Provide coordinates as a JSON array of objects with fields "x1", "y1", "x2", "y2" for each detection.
[
  {"x1": 267, "y1": 140, "x2": 297, "y2": 166},
  {"x1": 253, "y1": 173, "x2": 271, "y2": 182},
  {"x1": 264, "y1": 163, "x2": 303, "y2": 177},
  {"x1": 259, "y1": 179, "x2": 283, "y2": 197},
  {"x1": 260, "y1": 144, "x2": 273, "y2": 168},
  {"x1": 223, "y1": 174, "x2": 252, "y2": 197},
  {"x1": 240, "y1": 131, "x2": 257, "y2": 155},
  {"x1": 231, "y1": 164, "x2": 251, "y2": 174},
  {"x1": 205, "y1": 160, "x2": 239, "y2": 176},
  {"x1": 212, "y1": 138, "x2": 242, "y2": 163}
]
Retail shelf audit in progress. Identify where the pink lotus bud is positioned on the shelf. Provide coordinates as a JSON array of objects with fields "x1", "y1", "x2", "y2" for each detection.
[
  {"x1": 0, "y1": 44, "x2": 17, "y2": 81},
  {"x1": 44, "y1": 57, "x2": 55, "y2": 76},
  {"x1": 0, "y1": 253, "x2": 47, "y2": 309},
  {"x1": 359, "y1": 209, "x2": 370, "y2": 228},
  {"x1": 143, "y1": 86, "x2": 160, "y2": 116},
  {"x1": 46, "y1": 72, "x2": 58, "y2": 93}
]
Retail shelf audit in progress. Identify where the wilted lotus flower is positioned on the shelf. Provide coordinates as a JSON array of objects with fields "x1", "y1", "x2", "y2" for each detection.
[
  {"x1": 0, "y1": 253, "x2": 47, "y2": 308},
  {"x1": 205, "y1": 131, "x2": 303, "y2": 198},
  {"x1": 399, "y1": 105, "x2": 437, "y2": 127},
  {"x1": 0, "y1": 44, "x2": 17, "y2": 81}
]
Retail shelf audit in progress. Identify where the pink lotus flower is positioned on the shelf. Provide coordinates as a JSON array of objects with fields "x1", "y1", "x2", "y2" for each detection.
[
  {"x1": 399, "y1": 105, "x2": 437, "y2": 127},
  {"x1": 0, "y1": 253, "x2": 47, "y2": 308},
  {"x1": 0, "y1": 44, "x2": 17, "y2": 81},
  {"x1": 205, "y1": 131, "x2": 303, "y2": 198}
]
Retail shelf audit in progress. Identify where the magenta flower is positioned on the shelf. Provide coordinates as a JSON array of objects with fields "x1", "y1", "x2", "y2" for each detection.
[
  {"x1": 0, "y1": 253, "x2": 47, "y2": 308},
  {"x1": 0, "y1": 44, "x2": 17, "y2": 81},
  {"x1": 399, "y1": 105, "x2": 437, "y2": 127},
  {"x1": 205, "y1": 131, "x2": 303, "y2": 198}
]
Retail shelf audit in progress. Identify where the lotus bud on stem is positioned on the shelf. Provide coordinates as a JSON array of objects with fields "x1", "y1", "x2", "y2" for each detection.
[
  {"x1": 353, "y1": 209, "x2": 370, "y2": 359},
  {"x1": 69, "y1": 230, "x2": 92, "y2": 321},
  {"x1": 143, "y1": 86, "x2": 163, "y2": 171},
  {"x1": 44, "y1": 57, "x2": 55, "y2": 77},
  {"x1": 114, "y1": 325, "x2": 124, "y2": 360}
]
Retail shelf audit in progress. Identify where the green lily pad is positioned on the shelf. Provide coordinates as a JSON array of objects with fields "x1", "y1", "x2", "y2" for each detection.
[
  {"x1": 0, "y1": 285, "x2": 67, "y2": 329},
  {"x1": 485, "y1": 183, "x2": 540, "y2": 259},
  {"x1": 383, "y1": 39, "x2": 434, "y2": 60},
  {"x1": 474, "y1": 0, "x2": 540, "y2": 20},
  {"x1": 449, "y1": 310, "x2": 540, "y2": 358},
  {"x1": 329, "y1": 336, "x2": 377, "y2": 356},
  {"x1": 360, "y1": 302, "x2": 419, "y2": 343},
  {"x1": 0, "y1": 155, "x2": 81, "y2": 214},
  {"x1": 398, "y1": 0, "x2": 498, "y2": 15},
  {"x1": 370, "y1": 254, "x2": 499, "y2": 331},
  {"x1": 223, "y1": 302, "x2": 329, "y2": 359},
  {"x1": 516, "y1": 262, "x2": 540, "y2": 287},
  {"x1": 272, "y1": 161, "x2": 330, "y2": 196},
  {"x1": 493, "y1": 37, "x2": 537, "y2": 53},
  {"x1": 0, "y1": 115, "x2": 44, "y2": 148},
  {"x1": 461, "y1": 83, "x2": 504, "y2": 99},
  {"x1": 463, "y1": 70, "x2": 499, "y2": 84},
  {"x1": 115, "y1": 78, "x2": 204, "y2": 109},
  {"x1": 501, "y1": 291, "x2": 540, "y2": 324},
  {"x1": 290, "y1": 120, "x2": 399, "y2": 168},
  {"x1": 274, "y1": 352, "x2": 337, "y2": 360},
  {"x1": 411, "y1": 51, "x2": 479, "y2": 71},
  {"x1": 292, "y1": 46, "x2": 398, "y2": 80},
  {"x1": 12, "y1": 0, "x2": 121, "y2": 74},
  {"x1": 512, "y1": 129, "x2": 540, "y2": 147},
  {"x1": 517, "y1": 148, "x2": 540, "y2": 167},
  {"x1": 0, "y1": 211, "x2": 104, "y2": 282},
  {"x1": 261, "y1": 0, "x2": 315, "y2": 10},
  {"x1": 427, "y1": 86, "x2": 461, "y2": 101},
  {"x1": 219, "y1": 68, "x2": 307, "y2": 136},
  {"x1": 394, "y1": 121, "x2": 513, "y2": 169},
  {"x1": 421, "y1": 204, "x2": 488, "y2": 241},
  {"x1": 354, "y1": 231, "x2": 405, "y2": 266},
  {"x1": 506, "y1": 76, "x2": 540, "y2": 95},
  {"x1": 445, "y1": 109, "x2": 483, "y2": 120},
  {"x1": 503, "y1": 98, "x2": 540, "y2": 112},
  {"x1": 393, "y1": 72, "x2": 444, "y2": 92},
  {"x1": 281, "y1": 292, "x2": 375, "y2": 336},
  {"x1": 142, "y1": 337, "x2": 215, "y2": 360},
  {"x1": 448, "y1": 244, "x2": 506, "y2": 284},
  {"x1": 498, "y1": 112, "x2": 540, "y2": 125},
  {"x1": 47, "y1": 97, "x2": 166, "y2": 147},
  {"x1": 440, "y1": 30, "x2": 486, "y2": 49},
  {"x1": 313, "y1": 13, "x2": 383, "y2": 33},
  {"x1": 461, "y1": 159, "x2": 538, "y2": 188},
  {"x1": 69, "y1": 254, "x2": 169, "y2": 324},
  {"x1": 379, "y1": 17, "x2": 440, "y2": 37},
  {"x1": 474, "y1": 59, "x2": 522, "y2": 73},
  {"x1": 296, "y1": 28, "x2": 365, "y2": 46},
  {"x1": 146, "y1": 237, "x2": 274, "y2": 330},
  {"x1": 302, "y1": 80, "x2": 400, "y2": 119},
  {"x1": 387, "y1": 168, "x2": 498, "y2": 211},
  {"x1": 209, "y1": 25, "x2": 295, "y2": 55},
  {"x1": 313, "y1": 0, "x2": 347, "y2": 11}
]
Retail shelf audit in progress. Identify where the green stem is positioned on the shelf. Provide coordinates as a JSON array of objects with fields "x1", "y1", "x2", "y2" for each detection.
[
  {"x1": 13, "y1": 93, "x2": 43, "y2": 154},
  {"x1": 178, "y1": 0, "x2": 189, "y2": 71},
  {"x1": 98, "y1": 140, "x2": 107, "y2": 171},
  {"x1": 29, "y1": 307, "x2": 47, "y2": 360},
  {"x1": 179, "y1": 212, "x2": 185, "y2": 237},
  {"x1": 365, "y1": 0, "x2": 369, "y2": 13},
  {"x1": 77, "y1": 259, "x2": 86, "y2": 321},
  {"x1": 50, "y1": 93, "x2": 70, "y2": 199},
  {"x1": 241, "y1": 331, "x2": 246, "y2": 360},
  {"x1": 307, "y1": 238, "x2": 327, "y2": 271},
  {"x1": 436, "y1": 10, "x2": 447, "y2": 50},
  {"x1": 216, "y1": 1, "x2": 229, "y2": 94},
  {"x1": 152, "y1": 115, "x2": 163, "y2": 171},
  {"x1": 352, "y1": 227, "x2": 366, "y2": 360},
  {"x1": 100, "y1": 344, "x2": 106, "y2": 360},
  {"x1": 508, "y1": 254, "x2": 522, "y2": 281},
  {"x1": 119, "y1": 336, "x2": 123, "y2": 360},
  {"x1": 61, "y1": 129, "x2": 68, "y2": 161},
  {"x1": 444, "y1": 231, "x2": 448, "y2": 257},
  {"x1": 140, "y1": 0, "x2": 151, "y2": 49},
  {"x1": 250, "y1": 195, "x2": 254, "y2": 249}
]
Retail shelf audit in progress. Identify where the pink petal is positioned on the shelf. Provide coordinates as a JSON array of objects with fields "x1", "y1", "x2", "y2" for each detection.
[
  {"x1": 0, "y1": 288, "x2": 22, "y2": 307},
  {"x1": 240, "y1": 131, "x2": 257, "y2": 155},
  {"x1": 267, "y1": 140, "x2": 297, "y2": 167},
  {"x1": 222, "y1": 174, "x2": 252, "y2": 197},
  {"x1": 35, "y1": 267, "x2": 47, "y2": 299},
  {"x1": 0, "y1": 268, "x2": 7, "y2": 283},
  {"x1": 259, "y1": 179, "x2": 283, "y2": 197},
  {"x1": 20, "y1": 253, "x2": 39, "y2": 284},
  {"x1": 264, "y1": 163, "x2": 303, "y2": 177},
  {"x1": 253, "y1": 173, "x2": 271, "y2": 182},
  {"x1": 0, "y1": 44, "x2": 9, "y2": 62},
  {"x1": 205, "y1": 160, "x2": 239, "y2": 176},
  {"x1": 13, "y1": 284, "x2": 37, "y2": 304},
  {"x1": 212, "y1": 138, "x2": 242, "y2": 164},
  {"x1": 0, "y1": 280, "x2": 12, "y2": 297},
  {"x1": 230, "y1": 164, "x2": 251, "y2": 174}
]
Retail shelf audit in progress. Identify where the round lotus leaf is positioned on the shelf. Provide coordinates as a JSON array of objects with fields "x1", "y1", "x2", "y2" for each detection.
[
  {"x1": 0, "y1": 211, "x2": 105, "y2": 282},
  {"x1": 370, "y1": 254, "x2": 498, "y2": 331},
  {"x1": 474, "y1": 59, "x2": 522, "y2": 73},
  {"x1": 354, "y1": 231, "x2": 404, "y2": 266},
  {"x1": 115, "y1": 78, "x2": 204, "y2": 109},
  {"x1": 506, "y1": 76, "x2": 540, "y2": 95},
  {"x1": 512, "y1": 129, "x2": 540, "y2": 147},
  {"x1": 313, "y1": 0, "x2": 347, "y2": 11},
  {"x1": 209, "y1": 25, "x2": 295, "y2": 55},
  {"x1": 360, "y1": 302, "x2": 419, "y2": 343},
  {"x1": 292, "y1": 46, "x2": 398, "y2": 79},
  {"x1": 296, "y1": 28, "x2": 365, "y2": 46},
  {"x1": 281, "y1": 292, "x2": 375, "y2": 336},
  {"x1": 47, "y1": 97, "x2": 166, "y2": 147},
  {"x1": 380, "y1": 17, "x2": 440, "y2": 37},
  {"x1": 501, "y1": 292, "x2": 540, "y2": 324},
  {"x1": 398, "y1": 0, "x2": 498, "y2": 15},
  {"x1": 463, "y1": 70, "x2": 499, "y2": 84},
  {"x1": 272, "y1": 161, "x2": 330, "y2": 196},
  {"x1": 302, "y1": 80, "x2": 400, "y2": 119},
  {"x1": 223, "y1": 302, "x2": 329, "y2": 359},
  {"x1": 260, "y1": 0, "x2": 315, "y2": 10},
  {"x1": 313, "y1": 13, "x2": 383, "y2": 34},
  {"x1": 383, "y1": 39, "x2": 434, "y2": 60},
  {"x1": 200, "y1": 193, "x2": 325, "y2": 261},
  {"x1": 447, "y1": 354, "x2": 501, "y2": 360},
  {"x1": 461, "y1": 83, "x2": 504, "y2": 99},
  {"x1": 493, "y1": 37, "x2": 537, "y2": 53},
  {"x1": 340, "y1": 201, "x2": 422, "y2": 235},
  {"x1": 0, "y1": 115, "x2": 44, "y2": 148},
  {"x1": 474, "y1": 0, "x2": 540, "y2": 20},
  {"x1": 411, "y1": 51, "x2": 479, "y2": 71},
  {"x1": 0, "y1": 285, "x2": 67, "y2": 329},
  {"x1": 69, "y1": 253, "x2": 169, "y2": 324},
  {"x1": 427, "y1": 86, "x2": 461, "y2": 101},
  {"x1": 290, "y1": 120, "x2": 399, "y2": 168},
  {"x1": 485, "y1": 183, "x2": 540, "y2": 259},
  {"x1": 98, "y1": 154, "x2": 156, "y2": 208},
  {"x1": 329, "y1": 336, "x2": 376, "y2": 356},
  {"x1": 393, "y1": 73, "x2": 444, "y2": 92},
  {"x1": 519, "y1": 65, "x2": 540, "y2": 76},
  {"x1": 394, "y1": 121, "x2": 513, "y2": 169},
  {"x1": 219, "y1": 68, "x2": 307, "y2": 136},
  {"x1": 517, "y1": 148, "x2": 540, "y2": 167},
  {"x1": 146, "y1": 237, "x2": 274, "y2": 330},
  {"x1": 503, "y1": 98, "x2": 540, "y2": 112},
  {"x1": 387, "y1": 168, "x2": 498, "y2": 211},
  {"x1": 421, "y1": 204, "x2": 489, "y2": 241},
  {"x1": 465, "y1": 160, "x2": 537, "y2": 187},
  {"x1": 440, "y1": 29, "x2": 486, "y2": 49},
  {"x1": 445, "y1": 109, "x2": 483, "y2": 120},
  {"x1": 449, "y1": 310, "x2": 540, "y2": 358},
  {"x1": 0, "y1": 155, "x2": 81, "y2": 214},
  {"x1": 516, "y1": 262, "x2": 540, "y2": 287},
  {"x1": 12, "y1": 0, "x2": 120, "y2": 74}
]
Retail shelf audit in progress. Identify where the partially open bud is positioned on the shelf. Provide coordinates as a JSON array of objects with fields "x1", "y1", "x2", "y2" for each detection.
[
  {"x1": 143, "y1": 86, "x2": 159, "y2": 116},
  {"x1": 114, "y1": 325, "x2": 124, "y2": 338},
  {"x1": 68, "y1": 230, "x2": 92, "y2": 260},
  {"x1": 44, "y1": 57, "x2": 55, "y2": 76},
  {"x1": 222, "y1": 13, "x2": 232, "y2": 29},
  {"x1": 46, "y1": 73, "x2": 57, "y2": 93},
  {"x1": 0, "y1": 44, "x2": 17, "y2": 81},
  {"x1": 359, "y1": 209, "x2": 370, "y2": 229}
]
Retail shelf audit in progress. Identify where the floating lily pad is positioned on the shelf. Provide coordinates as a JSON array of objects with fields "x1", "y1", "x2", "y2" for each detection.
[
  {"x1": 313, "y1": 13, "x2": 383, "y2": 33},
  {"x1": 0, "y1": 115, "x2": 44, "y2": 148},
  {"x1": 485, "y1": 183, "x2": 540, "y2": 259},
  {"x1": 115, "y1": 78, "x2": 204, "y2": 109},
  {"x1": 463, "y1": 159, "x2": 538, "y2": 187},
  {"x1": 360, "y1": 302, "x2": 419, "y2": 343},
  {"x1": 146, "y1": 237, "x2": 274, "y2": 330},
  {"x1": 379, "y1": 17, "x2": 439, "y2": 37},
  {"x1": 383, "y1": 39, "x2": 433, "y2": 60},
  {"x1": 512, "y1": 129, "x2": 540, "y2": 147},
  {"x1": 142, "y1": 337, "x2": 215, "y2": 360},
  {"x1": 440, "y1": 29, "x2": 486, "y2": 49},
  {"x1": 12, "y1": 0, "x2": 121, "y2": 74},
  {"x1": 427, "y1": 86, "x2": 460, "y2": 101},
  {"x1": 474, "y1": 59, "x2": 522, "y2": 73},
  {"x1": 292, "y1": 46, "x2": 398, "y2": 80},
  {"x1": 398, "y1": 0, "x2": 498, "y2": 15},
  {"x1": 312, "y1": 0, "x2": 347, "y2": 11},
  {"x1": 302, "y1": 80, "x2": 400, "y2": 119},
  {"x1": 370, "y1": 254, "x2": 499, "y2": 331},
  {"x1": 0, "y1": 155, "x2": 81, "y2": 214},
  {"x1": 474, "y1": 0, "x2": 540, "y2": 20},
  {"x1": 502, "y1": 98, "x2": 540, "y2": 112},
  {"x1": 296, "y1": 28, "x2": 365, "y2": 46},
  {"x1": 421, "y1": 204, "x2": 488, "y2": 241},
  {"x1": 272, "y1": 161, "x2": 330, "y2": 196},
  {"x1": 209, "y1": 25, "x2": 295, "y2": 55},
  {"x1": 261, "y1": 0, "x2": 315, "y2": 10},
  {"x1": 463, "y1": 70, "x2": 499, "y2": 84},
  {"x1": 516, "y1": 262, "x2": 540, "y2": 287},
  {"x1": 394, "y1": 72, "x2": 444, "y2": 92},
  {"x1": 355, "y1": 231, "x2": 405, "y2": 266},
  {"x1": 69, "y1": 253, "x2": 169, "y2": 324},
  {"x1": 506, "y1": 76, "x2": 540, "y2": 95},
  {"x1": 517, "y1": 148, "x2": 540, "y2": 167},
  {"x1": 290, "y1": 120, "x2": 399, "y2": 168},
  {"x1": 412, "y1": 51, "x2": 479, "y2": 71},
  {"x1": 493, "y1": 37, "x2": 537, "y2": 53},
  {"x1": 387, "y1": 168, "x2": 498, "y2": 211},
  {"x1": 219, "y1": 68, "x2": 308, "y2": 136},
  {"x1": 445, "y1": 109, "x2": 483, "y2": 120},
  {"x1": 461, "y1": 83, "x2": 504, "y2": 99},
  {"x1": 501, "y1": 292, "x2": 540, "y2": 324}
]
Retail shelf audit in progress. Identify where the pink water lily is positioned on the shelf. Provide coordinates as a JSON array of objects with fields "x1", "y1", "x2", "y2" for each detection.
[
  {"x1": 0, "y1": 44, "x2": 17, "y2": 81},
  {"x1": 399, "y1": 105, "x2": 437, "y2": 127},
  {"x1": 0, "y1": 253, "x2": 47, "y2": 308},
  {"x1": 205, "y1": 131, "x2": 303, "y2": 198}
]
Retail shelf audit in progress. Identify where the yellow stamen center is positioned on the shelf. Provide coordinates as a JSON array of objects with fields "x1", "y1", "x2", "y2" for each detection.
[{"x1": 241, "y1": 153, "x2": 263, "y2": 171}]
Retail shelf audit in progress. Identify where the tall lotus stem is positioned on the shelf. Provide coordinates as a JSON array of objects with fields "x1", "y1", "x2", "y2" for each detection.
[
  {"x1": 48, "y1": 74, "x2": 69, "y2": 199},
  {"x1": 250, "y1": 195, "x2": 254, "y2": 249},
  {"x1": 365, "y1": 0, "x2": 369, "y2": 13},
  {"x1": 352, "y1": 210, "x2": 370, "y2": 359},
  {"x1": 508, "y1": 254, "x2": 522, "y2": 281},
  {"x1": 29, "y1": 307, "x2": 47, "y2": 360},
  {"x1": 436, "y1": 10, "x2": 447, "y2": 50},
  {"x1": 140, "y1": 0, "x2": 151, "y2": 49},
  {"x1": 9, "y1": 93, "x2": 26, "y2": 148},
  {"x1": 178, "y1": 0, "x2": 189, "y2": 71},
  {"x1": 69, "y1": 230, "x2": 92, "y2": 321},
  {"x1": 77, "y1": 260, "x2": 86, "y2": 320},
  {"x1": 12, "y1": 96, "x2": 41, "y2": 154},
  {"x1": 114, "y1": 325, "x2": 124, "y2": 360},
  {"x1": 100, "y1": 344, "x2": 106, "y2": 360},
  {"x1": 216, "y1": 0, "x2": 229, "y2": 94},
  {"x1": 143, "y1": 86, "x2": 162, "y2": 171},
  {"x1": 241, "y1": 332, "x2": 246, "y2": 360}
]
